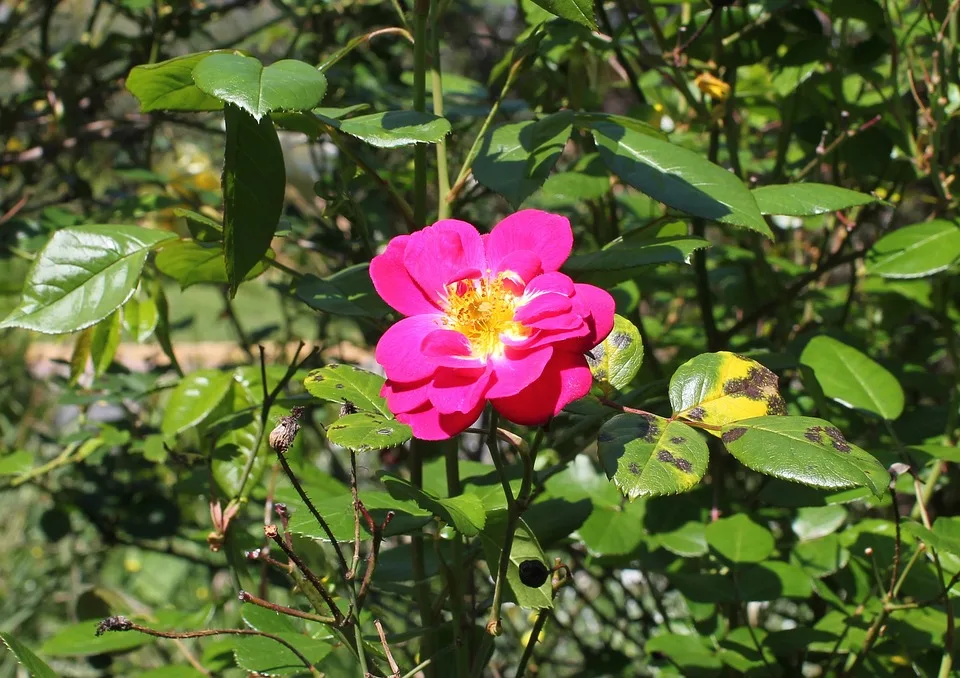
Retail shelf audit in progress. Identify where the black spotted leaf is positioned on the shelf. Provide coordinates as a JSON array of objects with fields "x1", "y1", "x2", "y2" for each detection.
[
  {"x1": 304, "y1": 364, "x2": 390, "y2": 416},
  {"x1": 326, "y1": 412, "x2": 412, "y2": 451},
  {"x1": 586, "y1": 314, "x2": 643, "y2": 391}
]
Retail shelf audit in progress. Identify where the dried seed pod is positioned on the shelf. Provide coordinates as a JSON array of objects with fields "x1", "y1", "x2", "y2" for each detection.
[
  {"x1": 339, "y1": 399, "x2": 358, "y2": 418},
  {"x1": 269, "y1": 406, "x2": 306, "y2": 453}
]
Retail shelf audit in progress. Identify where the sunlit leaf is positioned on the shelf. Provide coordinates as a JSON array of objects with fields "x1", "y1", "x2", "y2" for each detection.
[{"x1": 586, "y1": 314, "x2": 644, "y2": 390}]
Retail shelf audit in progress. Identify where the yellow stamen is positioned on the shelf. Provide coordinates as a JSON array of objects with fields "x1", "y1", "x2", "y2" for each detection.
[{"x1": 444, "y1": 275, "x2": 527, "y2": 359}]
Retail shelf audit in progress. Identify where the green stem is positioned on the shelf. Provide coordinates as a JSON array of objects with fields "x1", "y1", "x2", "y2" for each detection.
[
  {"x1": 354, "y1": 622, "x2": 368, "y2": 677},
  {"x1": 515, "y1": 609, "x2": 549, "y2": 678},
  {"x1": 430, "y1": 0, "x2": 451, "y2": 219},
  {"x1": 410, "y1": 440, "x2": 435, "y2": 678},
  {"x1": 413, "y1": 0, "x2": 429, "y2": 227},
  {"x1": 444, "y1": 439, "x2": 470, "y2": 677}
]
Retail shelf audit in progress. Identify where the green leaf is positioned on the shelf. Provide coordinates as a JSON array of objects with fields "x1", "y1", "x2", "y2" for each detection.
[
  {"x1": 645, "y1": 634, "x2": 722, "y2": 676},
  {"x1": 717, "y1": 627, "x2": 777, "y2": 673},
  {"x1": 478, "y1": 510, "x2": 553, "y2": 609},
  {"x1": 473, "y1": 111, "x2": 573, "y2": 207},
  {"x1": 41, "y1": 620, "x2": 151, "y2": 656},
  {"x1": 304, "y1": 364, "x2": 390, "y2": 416},
  {"x1": 380, "y1": 473, "x2": 486, "y2": 536},
  {"x1": 210, "y1": 379, "x2": 268, "y2": 497},
  {"x1": 90, "y1": 311, "x2": 121, "y2": 377},
  {"x1": 669, "y1": 351, "x2": 787, "y2": 433},
  {"x1": 69, "y1": 327, "x2": 92, "y2": 385},
  {"x1": 126, "y1": 51, "x2": 228, "y2": 112},
  {"x1": 653, "y1": 520, "x2": 708, "y2": 557},
  {"x1": 155, "y1": 240, "x2": 272, "y2": 288},
  {"x1": 242, "y1": 605, "x2": 298, "y2": 634},
  {"x1": 598, "y1": 414, "x2": 708, "y2": 499},
  {"x1": 705, "y1": 514, "x2": 775, "y2": 563},
  {"x1": 903, "y1": 517, "x2": 960, "y2": 556},
  {"x1": 192, "y1": 54, "x2": 327, "y2": 121},
  {"x1": 0, "y1": 450, "x2": 33, "y2": 476},
  {"x1": 1, "y1": 632, "x2": 57, "y2": 678},
  {"x1": 161, "y1": 369, "x2": 234, "y2": 436},
  {"x1": 327, "y1": 111, "x2": 451, "y2": 148},
  {"x1": 528, "y1": 0, "x2": 596, "y2": 28},
  {"x1": 752, "y1": 183, "x2": 878, "y2": 216},
  {"x1": 326, "y1": 412, "x2": 413, "y2": 451},
  {"x1": 0, "y1": 225, "x2": 176, "y2": 334},
  {"x1": 535, "y1": 154, "x2": 611, "y2": 206},
  {"x1": 122, "y1": 296, "x2": 158, "y2": 342},
  {"x1": 562, "y1": 236, "x2": 710, "y2": 284},
  {"x1": 295, "y1": 264, "x2": 389, "y2": 318},
  {"x1": 590, "y1": 120, "x2": 770, "y2": 236},
  {"x1": 232, "y1": 633, "x2": 331, "y2": 676},
  {"x1": 586, "y1": 314, "x2": 644, "y2": 390},
  {"x1": 792, "y1": 505, "x2": 848, "y2": 541},
  {"x1": 222, "y1": 104, "x2": 285, "y2": 292},
  {"x1": 720, "y1": 416, "x2": 889, "y2": 497},
  {"x1": 791, "y1": 533, "x2": 850, "y2": 577},
  {"x1": 799, "y1": 335, "x2": 904, "y2": 420},
  {"x1": 287, "y1": 490, "x2": 431, "y2": 542},
  {"x1": 573, "y1": 112, "x2": 666, "y2": 140},
  {"x1": 865, "y1": 219, "x2": 960, "y2": 279}
]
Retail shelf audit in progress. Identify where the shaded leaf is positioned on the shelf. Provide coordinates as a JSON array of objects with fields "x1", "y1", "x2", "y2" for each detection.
[
  {"x1": 646, "y1": 634, "x2": 722, "y2": 676},
  {"x1": 295, "y1": 264, "x2": 389, "y2": 318},
  {"x1": 0, "y1": 225, "x2": 176, "y2": 334},
  {"x1": 90, "y1": 311, "x2": 121, "y2": 377},
  {"x1": 41, "y1": 620, "x2": 150, "y2": 656},
  {"x1": 232, "y1": 633, "x2": 331, "y2": 676},
  {"x1": 799, "y1": 335, "x2": 904, "y2": 420},
  {"x1": 155, "y1": 240, "x2": 272, "y2": 288},
  {"x1": 752, "y1": 183, "x2": 877, "y2": 216},
  {"x1": 720, "y1": 416, "x2": 888, "y2": 497},
  {"x1": 791, "y1": 533, "x2": 850, "y2": 577},
  {"x1": 69, "y1": 327, "x2": 92, "y2": 385},
  {"x1": 865, "y1": 220, "x2": 960, "y2": 279},
  {"x1": 478, "y1": 511, "x2": 553, "y2": 609},
  {"x1": 792, "y1": 505, "x2": 847, "y2": 541},
  {"x1": 380, "y1": 473, "x2": 486, "y2": 536},
  {"x1": 563, "y1": 236, "x2": 710, "y2": 285},
  {"x1": 598, "y1": 414, "x2": 708, "y2": 499},
  {"x1": 287, "y1": 490, "x2": 431, "y2": 542}
]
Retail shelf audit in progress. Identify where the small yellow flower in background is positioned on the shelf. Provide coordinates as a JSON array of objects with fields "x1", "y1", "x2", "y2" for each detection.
[
  {"x1": 695, "y1": 72, "x2": 731, "y2": 101},
  {"x1": 123, "y1": 557, "x2": 142, "y2": 573},
  {"x1": 195, "y1": 586, "x2": 210, "y2": 601}
]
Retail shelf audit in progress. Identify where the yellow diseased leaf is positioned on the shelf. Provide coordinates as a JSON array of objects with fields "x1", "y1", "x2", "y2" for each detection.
[{"x1": 669, "y1": 352, "x2": 786, "y2": 436}]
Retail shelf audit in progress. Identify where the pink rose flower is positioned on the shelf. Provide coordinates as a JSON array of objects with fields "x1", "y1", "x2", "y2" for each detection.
[{"x1": 369, "y1": 210, "x2": 615, "y2": 440}]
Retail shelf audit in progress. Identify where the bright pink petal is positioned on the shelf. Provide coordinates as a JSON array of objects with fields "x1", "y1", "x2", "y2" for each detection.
[
  {"x1": 382, "y1": 378, "x2": 431, "y2": 414},
  {"x1": 397, "y1": 400, "x2": 485, "y2": 440},
  {"x1": 370, "y1": 236, "x2": 439, "y2": 316},
  {"x1": 485, "y1": 210, "x2": 573, "y2": 273},
  {"x1": 514, "y1": 293, "x2": 573, "y2": 326},
  {"x1": 495, "y1": 250, "x2": 542, "y2": 286},
  {"x1": 421, "y1": 329, "x2": 485, "y2": 368},
  {"x1": 429, "y1": 366, "x2": 494, "y2": 415},
  {"x1": 403, "y1": 220, "x2": 486, "y2": 305},
  {"x1": 490, "y1": 351, "x2": 593, "y2": 425},
  {"x1": 523, "y1": 271, "x2": 575, "y2": 297},
  {"x1": 515, "y1": 321, "x2": 590, "y2": 349},
  {"x1": 486, "y1": 345, "x2": 554, "y2": 399},
  {"x1": 376, "y1": 315, "x2": 443, "y2": 383},
  {"x1": 571, "y1": 283, "x2": 616, "y2": 350}
]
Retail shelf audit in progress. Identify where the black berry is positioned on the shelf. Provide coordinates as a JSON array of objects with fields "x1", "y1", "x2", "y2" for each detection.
[{"x1": 518, "y1": 560, "x2": 549, "y2": 588}]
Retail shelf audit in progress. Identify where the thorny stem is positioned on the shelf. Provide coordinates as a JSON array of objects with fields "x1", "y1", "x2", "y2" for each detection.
[
  {"x1": 95, "y1": 616, "x2": 321, "y2": 677},
  {"x1": 238, "y1": 590, "x2": 336, "y2": 625},
  {"x1": 597, "y1": 396, "x2": 723, "y2": 432},
  {"x1": 266, "y1": 525, "x2": 345, "y2": 626},
  {"x1": 350, "y1": 450, "x2": 362, "y2": 579}
]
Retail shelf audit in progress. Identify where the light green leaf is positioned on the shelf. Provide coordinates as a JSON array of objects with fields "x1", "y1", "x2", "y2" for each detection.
[
  {"x1": 718, "y1": 627, "x2": 777, "y2": 673},
  {"x1": 903, "y1": 517, "x2": 960, "y2": 556},
  {"x1": 326, "y1": 413, "x2": 413, "y2": 451},
  {"x1": 720, "y1": 416, "x2": 888, "y2": 497},
  {"x1": 126, "y1": 51, "x2": 229, "y2": 112},
  {"x1": 792, "y1": 505, "x2": 848, "y2": 541},
  {"x1": 478, "y1": 511, "x2": 553, "y2": 609},
  {"x1": 90, "y1": 311, "x2": 121, "y2": 377},
  {"x1": 1, "y1": 632, "x2": 57, "y2": 678},
  {"x1": 69, "y1": 327, "x2": 92, "y2": 385},
  {"x1": 122, "y1": 296, "x2": 158, "y2": 342},
  {"x1": 528, "y1": 0, "x2": 596, "y2": 28},
  {"x1": 210, "y1": 379, "x2": 268, "y2": 497},
  {"x1": 473, "y1": 111, "x2": 573, "y2": 207},
  {"x1": 304, "y1": 364, "x2": 390, "y2": 416},
  {"x1": 155, "y1": 240, "x2": 272, "y2": 288},
  {"x1": 646, "y1": 634, "x2": 722, "y2": 674},
  {"x1": 591, "y1": 120, "x2": 770, "y2": 236},
  {"x1": 865, "y1": 220, "x2": 960, "y2": 279},
  {"x1": 380, "y1": 473, "x2": 486, "y2": 536},
  {"x1": 799, "y1": 335, "x2": 904, "y2": 420},
  {"x1": 791, "y1": 533, "x2": 850, "y2": 577},
  {"x1": 0, "y1": 450, "x2": 32, "y2": 476},
  {"x1": 287, "y1": 489, "x2": 431, "y2": 542},
  {"x1": 535, "y1": 154, "x2": 610, "y2": 206},
  {"x1": 586, "y1": 314, "x2": 643, "y2": 390},
  {"x1": 752, "y1": 183, "x2": 878, "y2": 216},
  {"x1": 192, "y1": 54, "x2": 327, "y2": 121},
  {"x1": 232, "y1": 633, "x2": 331, "y2": 676},
  {"x1": 242, "y1": 605, "x2": 298, "y2": 634},
  {"x1": 705, "y1": 514, "x2": 775, "y2": 563},
  {"x1": 161, "y1": 369, "x2": 234, "y2": 436},
  {"x1": 41, "y1": 620, "x2": 151, "y2": 657},
  {"x1": 326, "y1": 111, "x2": 451, "y2": 148},
  {"x1": 0, "y1": 225, "x2": 176, "y2": 334},
  {"x1": 222, "y1": 104, "x2": 286, "y2": 292},
  {"x1": 598, "y1": 414, "x2": 708, "y2": 499}
]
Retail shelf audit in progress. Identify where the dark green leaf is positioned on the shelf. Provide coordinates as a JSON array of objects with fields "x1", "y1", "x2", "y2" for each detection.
[
  {"x1": 591, "y1": 120, "x2": 770, "y2": 236},
  {"x1": 752, "y1": 183, "x2": 877, "y2": 216},
  {"x1": 222, "y1": 104, "x2": 285, "y2": 292},
  {"x1": 646, "y1": 634, "x2": 722, "y2": 676},
  {"x1": 242, "y1": 605, "x2": 299, "y2": 634},
  {"x1": 865, "y1": 220, "x2": 960, "y2": 279},
  {"x1": 326, "y1": 412, "x2": 413, "y2": 451},
  {"x1": 210, "y1": 379, "x2": 268, "y2": 496},
  {"x1": 598, "y1": 414, "x2": 708, "y2": 499},
  {"x1": 295, "y1": 264, "x2": 389, "y2": 318},
  {"x1": 586, "y1": 314, "x2": 644, "y2": 390},
  {"x1": 720, "y1": 416, "x2": 888, "y2": 497},
  {"x1": 705, "y1": 514, "x2": 775, "y2": 563},
  {"x1": 562, "y1": 236, "x2": 710, "y2": 284},
  {"x1": 155, "y1": 240, "x2": 272, "y2": 288},
  {"x1": 232, "y1": 633, "x2": 331, "y2": 676},
  {"x1": 126, "y1": 51, "x2": 228, "y2": 112},
  {"x1": 478, "y1": 510, "x2": 553, "y2": 609},
  {"x1": 473, "y1": 111, "x2": 574, "y2": 206},
  {"x1": 799, "y1": 335, "x2": 904, "y2": 420},
  {"x1": 528, "y1": 0, "x2": 596, "y2": 28},
  {"x1": 192, "y1": 54, "x2": 327, "y2": 121},
  {"x1": 41, "y1": 620, "x2": 151, "y2": 656},
  {"x1": 0, "y1": 225, "x2": 176, "y2": 334},
  {"x1": 1, "y1": 632, "x2": 57, "y2": 678},
  {"x1": 380, "y1": 473, "x2": 486, "y2": 536},
  {"x1": 161, "y1": 369, "x2": 233, "y2": 436}
]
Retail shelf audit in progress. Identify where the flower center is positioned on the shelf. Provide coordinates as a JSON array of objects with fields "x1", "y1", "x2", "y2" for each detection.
[{"x1": 444, "y1": 275, "x2": 525, "y2": 359}]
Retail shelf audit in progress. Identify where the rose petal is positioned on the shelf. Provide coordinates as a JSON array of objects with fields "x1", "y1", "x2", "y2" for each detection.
[
  {"x1": 514, "y1": 292, "x2": 573, "y2": 326},
  {"x1": 429, "y1": 366, "x2": 494, "y2": 414},
  {"x1": 382, "y1": 378, "x2": 432, "y2": 414},
  {"x1": 403, "y1": 220, "x2": 486, "y2": 305},
  {"x1": 485, "y1": 210, "x2": 573, "y2": 273},
  {"x1": 523, "y1": 271, "x2": 575, "y2": 297},
  {"x1": 376, "y1": 315, "x2": 444, "y2": 383},
  {"x1": 571, "y1": 283, "x2": 616, "y2": 350},
  {"x1": 490, "y1": 350, "x2": 593, "y2": 425},
  {"x1": 370, "y1": 235, "x2": 440, "y2": 316},
  {"x1": 421, "y1": 329, "x2": 485, "y2": 368},
  {"x1": 486, "y1": 345, "x2": 554, "y2": 399},
  {"x1": 494, "y1": 250, "x2": 542, "y2": 286},
  {"x1": 397, "y1": 400, "x2": 485, "y2": 440}
]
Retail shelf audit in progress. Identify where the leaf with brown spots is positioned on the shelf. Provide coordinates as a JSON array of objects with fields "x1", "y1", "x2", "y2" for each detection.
[
  {"x1": 669, "y1": 352, "x2": 786, "y2": 435},
  {"x1": 304, "y1": 363, "x2": 391, "y2": 416},
  {"x1": 586, "y1": 314, "x2": 644, "y2": 391},
  {"x1": 326, "y1": 412, "x2": 412, "y2": 451},
  {"x1": 598, "y1": 414, "x2": 708, "y2": 499},
  {"x1": 719, "y1": 416, "x2": 887, "y2": 497}
]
